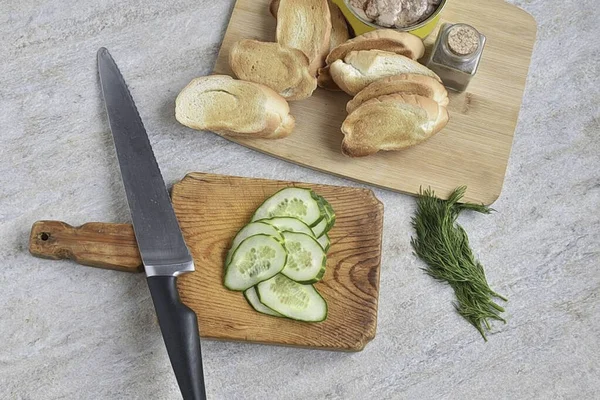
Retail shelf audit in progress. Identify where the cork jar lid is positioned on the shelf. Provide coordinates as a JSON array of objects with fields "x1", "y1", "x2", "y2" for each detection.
[{"x1": 447, "y1": 25, "x2": 481, "y2": 56}]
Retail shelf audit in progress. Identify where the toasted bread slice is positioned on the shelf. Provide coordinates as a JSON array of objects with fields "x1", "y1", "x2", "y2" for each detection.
[
  {"x1": 229, "y1": 39, "x2": 317, "y2": 101},
  {"x1": 347, "y1": 74, "x2": 449, "y2": 113},
  {"x1": 330, "y1": 50, "x2": 441, "y2": 95},
  {"x1": 341, "y1": 93, "x2": 448, "y2": 157},
  {"x1": 326, "y1": 29, "x2": 425, "y2": 65},
  {"x1": 328, "y1": 1, "x2": 351, "y2": 52},
  {"x1": 317, "y1": 66, "x2": 342, "y2": 91},
  {"x1": 176, "y1": 75, "x2": 295, "y2": 139},
  {"x1": 271, "y1": 0, "x2": 349, "y2": 53},
  {"x1": 318, "y1": 1, "x2": 350, "y2": 91},
  {"x1": 276, "y1": 0, "x2": 331, "y2": 75}
]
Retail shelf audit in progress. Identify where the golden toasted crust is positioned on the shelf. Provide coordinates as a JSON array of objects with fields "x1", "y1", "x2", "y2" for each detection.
[
  {"x1": 276, "y1": 0, "x2": 332, "y2": 75},
  {"x1": 269, "y1": 0, "x2": 279, "y2": 17},
  {"x1": 317, "y1": 66, "x2": 342, "y2": 91},
  {"x1": 341, "y1": 93, "x2": 448, "y2": 157},
  {"x1": 330, "y1": 50, "x2": 441, "y2": 95},
  {"x1": 175, "y1": 75, "x2": 295, "y2": 139},
  {"x1": 328, "y1": 1, "x2": 351, "y2": 52},
  {"x1": 326, "y1": 29, "x2": 425, "y2": 65},
  {"x1": 229, "y1": 39, "x2": 317, "y2": 101},
  {"x1": 346, "y1": 74, "x2": 449, "y2": 113}
]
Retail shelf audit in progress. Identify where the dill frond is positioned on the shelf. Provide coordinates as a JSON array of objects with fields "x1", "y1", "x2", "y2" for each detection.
[{"x1": 411, "y1": 187, "x2": 507, "y2": 341}]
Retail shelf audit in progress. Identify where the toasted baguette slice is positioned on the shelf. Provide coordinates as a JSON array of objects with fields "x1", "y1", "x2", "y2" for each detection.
[
  {"x1": 176, "y1": 75, "x2": 295, "y2": 139},
  {"x1": 271, "y1": 0, "x2": 349, "y2": 52},
  {"x1": 229, "y1": 39, "x2": 317, "y2": 101},
  {"x1": 347, "y1": 74, "x2": 449, "y2": 113},
  {"x1": 326, "y1": 29, "x2": 425, "y2": 65},
  {"x1": 276, "y1": 0, "x2": 331, "y2": 75},
  {"x1": 317, "y1": 66, "x2": 342, "y2": 91},
  {"x1": 330, "y1": 50, "x2": 441, "y2": 95},
  {"x1": 341, "y1": 94, "x2": 448, "y2": 157},
  {"x1": 328, "y1": 1, "x2": 351, "y2": 52},
  {"x1": 317, "y1": 0, "x2": 350, "y2": 91}
]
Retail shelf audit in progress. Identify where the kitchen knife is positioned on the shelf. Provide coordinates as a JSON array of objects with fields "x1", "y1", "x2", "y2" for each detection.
[{"x1": 97, "y1": 47, "x2": 206, "y2": 400}]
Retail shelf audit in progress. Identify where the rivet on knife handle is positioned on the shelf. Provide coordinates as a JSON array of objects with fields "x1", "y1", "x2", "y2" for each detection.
[{"x1": 29, "y1": 221, "x2": 143, "y2": 273}]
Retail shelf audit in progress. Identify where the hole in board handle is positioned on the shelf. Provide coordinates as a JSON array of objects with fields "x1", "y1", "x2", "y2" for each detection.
[{"x1": 39, "y1": 232, "x2": 50, "y2": 241}]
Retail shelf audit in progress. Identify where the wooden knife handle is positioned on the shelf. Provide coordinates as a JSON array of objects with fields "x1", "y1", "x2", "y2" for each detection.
[{"x1": 29, "y1": 221, "x2": 143, "y2": 273}]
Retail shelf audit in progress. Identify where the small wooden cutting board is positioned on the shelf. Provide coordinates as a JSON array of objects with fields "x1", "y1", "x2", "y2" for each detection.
[
  {"x1": 29, "y1": 173, "x2": 384, "y2": 351},
  {"x1": 213, "y1": 0, "x2": 537, "y2": 205}
]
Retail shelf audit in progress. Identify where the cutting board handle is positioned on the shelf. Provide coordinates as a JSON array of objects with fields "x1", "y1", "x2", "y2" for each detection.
[{"x1": 29, "y1": 221, "x2": 143, "y2": 273}]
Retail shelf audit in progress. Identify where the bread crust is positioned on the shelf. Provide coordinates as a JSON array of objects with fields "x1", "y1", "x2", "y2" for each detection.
[
  {"x1": 269, "y1": 0, "x2": 279, "y2": 17},
  {"x1": 326, "y1": 29, "x2": 425, "y2": 65},
  {"x1": 317, "y1": 65, "x2": 342, "y2": 91},
  {"x1": 330, "y1": 50, "x2": 441, "y2": 95},
  {"x1": 346, "y1": 74, "x2": 449, "y2": 113},
  {"x1": 341, "y1": 93, "x2": 448, "y2": 157},
  {"x1": 328, "y1": 1, "x2": 351, "y2": 52}
]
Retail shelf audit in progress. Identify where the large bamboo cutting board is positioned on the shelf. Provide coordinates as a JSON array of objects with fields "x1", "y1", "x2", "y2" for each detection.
[
  {"x1": 29, "y1": 173, "x2": 384, "y2": 351},
  {"x1": 212, "y1": 0, "x2": 537, "y2": 205}
]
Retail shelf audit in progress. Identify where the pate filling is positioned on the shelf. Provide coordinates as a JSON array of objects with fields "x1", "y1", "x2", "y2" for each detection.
[{"x1": 349, "y1": 0, "x2": 442, "y2": 28}]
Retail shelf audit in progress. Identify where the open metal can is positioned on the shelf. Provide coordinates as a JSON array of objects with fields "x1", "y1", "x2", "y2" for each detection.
[{"x1": 332, "y1": 0, "x2": 448, "y2": 39}]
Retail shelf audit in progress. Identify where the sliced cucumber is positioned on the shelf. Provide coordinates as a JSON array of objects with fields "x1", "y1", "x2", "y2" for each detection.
[
  {"x1": 226, "y1": 222, "x2": 282, "y2": 265},
  {"x1": 251, "y1": 188, "x2": 325, "y2": 227},
  {"x1": 259, "y1": 217, "x2": 313, "y2": 236},
  {"x1": 224, "y1": 234, "x2": 287, "y2": 291},
  {"x1": 317, "y1": 234, "x2": 331, "y2": 252},
  {"x1": 280, "y1": 231, "x2": 326, "y2": 283},
  {"x1": 316, "y1": 196, "x2": 336, "y2": 232},
  {"x1": 243, "y1": 286, "x2": 283, "y2": 317},
  {"x1": 257, "y1": 274, "x2": 327, "y2": 322},
  {"x1": 311, "y1": 218, "x2": 328, "y2": 238}
]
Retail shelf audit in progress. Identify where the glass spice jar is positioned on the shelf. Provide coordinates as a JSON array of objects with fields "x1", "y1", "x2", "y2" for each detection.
[{"x1": 426, "y1": 23, "x2": 486, "y2": 92}]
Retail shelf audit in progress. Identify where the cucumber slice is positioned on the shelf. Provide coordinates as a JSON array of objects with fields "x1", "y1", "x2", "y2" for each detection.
[
  {"x1": 317, "y1": 234, "x2": 331, "y2": 252},
  {"x1": 311, "y1": 218, "x2": 328, "y2": 238},
  {"x1": 259, "y1": 217, "x2": 313, "y2": 236},
  {"x1": 259, "y1": 217, "x2": 330, "y2": 252},
  {"x1": 324, "y1": 202, "x2": 336, "y2": 230},
  {"x1": 316, "y1": 196, "x2": 336, "y2": 232},
  {"x1": 224, "y1": 234, "x2": 287, "y2": 291},
  {"x1": 225, "y1": 222, "x2": 282, "y2": 265},
  {"x1": 280, "y1": 231, "x2": 326, "y2": 283},
  {"x1": 251, "y1": 188, "x2": 325, "y2": 227},
  {"x1": 257, "y1": 274, "x2": 327, "y2": 322},
  {"x1": 243, "y1": 286, "x2": 283, "y2": 317}
]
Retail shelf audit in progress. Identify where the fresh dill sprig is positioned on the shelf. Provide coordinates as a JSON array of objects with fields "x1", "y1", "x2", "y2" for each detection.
[{"x1": 411, "y1": 186, "x2": 507, "y2": 341}]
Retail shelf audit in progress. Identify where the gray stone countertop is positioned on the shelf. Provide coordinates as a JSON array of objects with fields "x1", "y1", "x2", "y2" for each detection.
[{"x1": 1, "y1": 0, "x2": 598, "y2": 399}]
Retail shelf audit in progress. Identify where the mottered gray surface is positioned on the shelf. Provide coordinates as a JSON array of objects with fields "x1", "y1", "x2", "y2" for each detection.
[{"x1": 1, "y1": 0, "x2": 599, "y2": 398}]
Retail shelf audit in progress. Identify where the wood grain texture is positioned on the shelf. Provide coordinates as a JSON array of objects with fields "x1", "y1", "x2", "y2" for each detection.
[
  {"x1": 174, "y1": 173, "x2": 383, "y2": 351},
  {"x1": 29, "y1": 221, "x2": 143, "y2": 273},
  {"x1": 212, "y1": 0, "x2": 537, "y2": 205},
  {"x1": 29, "y1": 173, "x2": 384, "y2": 351}
]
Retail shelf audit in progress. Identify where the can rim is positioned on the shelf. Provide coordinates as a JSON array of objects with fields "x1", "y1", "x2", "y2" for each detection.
[{"x1": 343, "y1": 0, "x2": 448, "y2": 32}]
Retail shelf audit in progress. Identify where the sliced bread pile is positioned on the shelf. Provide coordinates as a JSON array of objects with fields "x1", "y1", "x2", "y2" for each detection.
[
  {"x1": 175, "y1": 8, "x2": 451, "y2": 152},
  {"x1": 228, "y1": 0, "x2": 350, "y2": 101},
  {"x1": 319, "y1": 29, "x2": 450, "y2": 157},
  {"x1": 175, "y1": 0, "x2": 351, "y2": 140}
]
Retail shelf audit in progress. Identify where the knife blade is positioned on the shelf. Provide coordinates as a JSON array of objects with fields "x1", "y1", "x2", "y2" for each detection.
[{"x1": 97, "y1": 47, "x2": 206, "y2": 400}]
